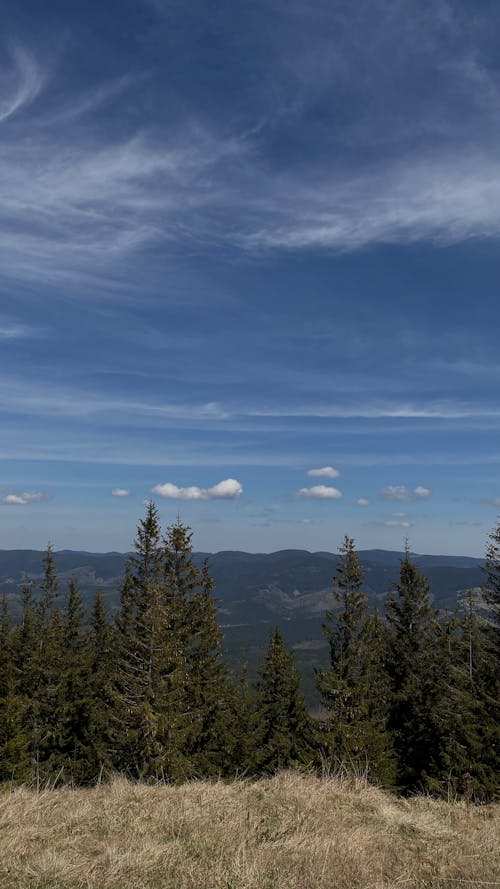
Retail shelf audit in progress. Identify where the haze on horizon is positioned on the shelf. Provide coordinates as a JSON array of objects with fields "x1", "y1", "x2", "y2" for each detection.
[{"x1": 0, "y1": 0, "x2": 499, "y2": 558}]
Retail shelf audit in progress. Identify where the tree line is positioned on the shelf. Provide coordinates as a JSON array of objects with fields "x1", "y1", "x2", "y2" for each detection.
[{"x1": 0, "y1": 503, "x2": 498, "y2": 798}]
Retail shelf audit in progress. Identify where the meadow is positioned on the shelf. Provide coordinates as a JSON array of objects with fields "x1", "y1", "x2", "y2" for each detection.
[{"x1": 0, "y1": 772, "x2": 498, "y2": 889}]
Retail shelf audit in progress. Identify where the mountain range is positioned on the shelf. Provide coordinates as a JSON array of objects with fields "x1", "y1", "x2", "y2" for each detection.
[{"x1": 0, "y1": 547, "x2": 484, "y2": 704}]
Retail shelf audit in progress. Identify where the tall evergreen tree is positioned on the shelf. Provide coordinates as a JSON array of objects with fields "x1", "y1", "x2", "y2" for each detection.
[
  {"x1": 85, "y1": 589, "x2": 115, "y2": 778},
  {"x1": 0, "y1": 594, "x2": 24, "y2": 782},
  {"x1": 316, "y1": 536, "x2": 394, "y2": 782},
  {"x1": 253, "y1": 626, "x2": 316, "y2": 774},
  {"x1": 385, "y1": 545, "x2": 439, "y2": 792},
  {"x1": 55, "y1": 579, "x2": 92, "y2": 783},
  {"x1": 112, "y1": 503, "x2": 170, "y2": 777}
]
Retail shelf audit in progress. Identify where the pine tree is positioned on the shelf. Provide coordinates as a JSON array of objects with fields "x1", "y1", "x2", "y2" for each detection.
[
  {"x1": 253, "y1": 626, "x2": 316, "y2": 774},
  {"x1": 15, "y1": 549, "x2": 65, "y2": 785},
  {"x1": 385, "y1": 545, "x2": 439, "y2": 792},
  {"x1": 0, "y1": 593, "x2": 24, "y2": 782},
  {"x1": 182, "y1": 558, "x2": 235, "y2": 776},
  {"x1": 484, "y1": 518, "x2": 500, "y2": 625},
  {"x1": 85, "y1": 589, "x2": 115, "y2": 778},
  {"x1": 316, "y1": 536, "x2": 394, "y2": 782},
  {"x1": 112, "y1": 503, "x2": 170, "y2": 777},
  {"x1": 55, "y1": 579, "x2": 92, "y2": 783},
  {"x1": 432, "y1": 596, "x2": 499, "y2": 800}
]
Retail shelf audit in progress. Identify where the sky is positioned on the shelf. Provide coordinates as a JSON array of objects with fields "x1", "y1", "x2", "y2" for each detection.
[{"x1": 0, "y1": 0, "x2": 499, "y2": 556}]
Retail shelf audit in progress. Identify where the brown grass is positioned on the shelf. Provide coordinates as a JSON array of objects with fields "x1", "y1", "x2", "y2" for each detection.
[{"x1": 0, "y1": 772, "x2": 498, "y2": 889}]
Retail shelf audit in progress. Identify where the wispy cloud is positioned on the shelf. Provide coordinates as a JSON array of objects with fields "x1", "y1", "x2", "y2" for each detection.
[
  {"x1": 381, "y1": 485, "x2": 431, "y2": 501},
  {"x1": 374, "y1": 519, "x2": 413, "y2": 529},
  {"x1": 111, "y1": 488, "x2": 130, "y2": 497},
  {"x1": 4, "y1": 26, "x2": 500, "y2": 297},
  {"x1": 2, "y1": 490, "x2": 49, "y2": 505},
  {"x1": 151, "y1": 478, "x2": 243, "y2": 500},
  {"x1": 0, "y1": 322, "x2": 34, "y2": 339},
  {"x1": 356, "y1": 498, "x2": 370, "y2": 506},
  {"x1": 0, "y1": 44, "x2": 44, "y2": 124}
]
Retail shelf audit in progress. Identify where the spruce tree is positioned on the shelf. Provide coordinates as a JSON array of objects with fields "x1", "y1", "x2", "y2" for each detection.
[
  {"x1": 0, "y1": 594, "x2": 24, "y2": 782},
  {"x1": 432, "y1": 596, "x2": 499, "y2": 800},
  {"x1": 253, "y1": 626, "x2": 316, "y2": 774},
  {"x1": 385, "y1": 545, "x2": 439, "y2": 792},
  {"x1": 112, "y1": 503, "x2": 170, "y2": 777},
  {"x1": 55, "y1": 579, "x2": 92, "y2": 783},
  {"x1": 316, "y1": 536, "x2": 394, "y2": 782},
  {"x1": 85, "y1": 589, "x2": 115, "y2": 778}
]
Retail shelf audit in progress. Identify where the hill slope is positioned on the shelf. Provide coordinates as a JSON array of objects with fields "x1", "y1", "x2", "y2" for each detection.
[{"x1": 0, "y1": 773, "x2": 498, "y2": 889}]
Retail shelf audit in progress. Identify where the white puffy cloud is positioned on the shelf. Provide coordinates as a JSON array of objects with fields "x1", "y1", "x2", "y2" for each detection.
[
  {"x1": 414, "y1": 486, "x2": 431, "y2": 498},
  {"x1": 381, "y1": 485, "x2": 409, "y2": 501},
  {"x1": 307, "y1": 466, "x2": 340, "y2": 479},
  {"x1": 207, "y1": 478, "x2": 243, "y2": 498},
  {"x1": 151, "y1": 478, "x2": 243, "y2": 501},
  {"x1": 2, "y1": 490, "x2": 46, "y2": 505},
  {"x1": 111, "y1": 488, "x2": 130, "y2": 497},
  {"x1": 297, "y1": 485, "x2": 343, "y2": 500},
  {"x1": 356, "y1": 498, "x2": 370, "y2": 506}
]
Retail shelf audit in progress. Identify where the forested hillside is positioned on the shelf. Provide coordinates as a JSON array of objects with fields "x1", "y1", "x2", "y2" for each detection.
[{"x1": 0, "y1": 505, "x2": 498, "y2": 799}]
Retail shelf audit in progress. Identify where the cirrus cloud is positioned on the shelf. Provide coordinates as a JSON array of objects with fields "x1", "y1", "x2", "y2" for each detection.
[
  {"x1": 297, "y1": 485, "x2": 343, "y2": 500},
  {"x1": 151, "y1": 478, "x2": 243, "y2": 500}
]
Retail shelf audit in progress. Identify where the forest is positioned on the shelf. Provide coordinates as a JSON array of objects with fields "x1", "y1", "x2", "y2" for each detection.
[{"x1": 0, "y1": 503, "x2": 498, "y2": 800}]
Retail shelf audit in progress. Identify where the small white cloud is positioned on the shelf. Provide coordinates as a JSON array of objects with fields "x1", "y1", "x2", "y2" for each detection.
[
  {"x1": 307, "y1": 466, "x2": 340, "y2": 479},
  {"x1": 2, "y1": 490, "x2": 46, "y2": 505},
  {"x1": 151, "y1": 478, "x2": 243, "y2": 501},
  {"x1": 207, "y1": 478, "x2": 243, "y2": 499},
  {"x1": 381, "y1": 485, "x2": 409, "y2": 501},
  {"x1": 297, "y1": 485, "x2": 343, "y2": 500},
  {"x1": 300, "y1": 518, "x2": 314, "y2": 524},
  {"x1": 384, "y1": 520, "x2": 412, "y2": 528},
  {"x1": 392, "y1": 512, "x2": 408, "y2": 517},
  {"x1": 356, "y1": 498, "x2": 370, "y2": 506},
  {"x1": 111, "y1": 488, "x2": 130, "y2": 497},
  {"x1": 414, "y1": 486, "x2": 431, "y2": 498}
]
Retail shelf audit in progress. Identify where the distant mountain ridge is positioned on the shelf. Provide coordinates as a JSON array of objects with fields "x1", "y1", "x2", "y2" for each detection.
[{"x1": 0, "y1": 546, "x2": 484, "y2": 704}]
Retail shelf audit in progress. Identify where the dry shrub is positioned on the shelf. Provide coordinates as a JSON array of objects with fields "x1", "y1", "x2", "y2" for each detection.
[{"x1": 0, "y1": 772, "x2": 498, "y2": 889}]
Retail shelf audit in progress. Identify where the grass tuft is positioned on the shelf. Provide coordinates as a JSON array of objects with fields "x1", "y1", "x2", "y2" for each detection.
[{"x1": 0, "y1": 772, "x2": 498, "y2": 888}]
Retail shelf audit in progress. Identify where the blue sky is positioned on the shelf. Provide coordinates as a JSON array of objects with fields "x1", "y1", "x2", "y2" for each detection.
[{"x1": 0, "y1": 0, "x2": 499, "y2": 555}]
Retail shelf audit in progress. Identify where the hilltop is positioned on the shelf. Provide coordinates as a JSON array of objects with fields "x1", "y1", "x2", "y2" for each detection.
[{"x1": 0, "y1": 772, "x2": 498, "y2": 889}]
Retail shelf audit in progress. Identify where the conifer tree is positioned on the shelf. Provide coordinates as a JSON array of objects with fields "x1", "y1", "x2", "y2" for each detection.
[
  {"x1": 431, "y1": 596, "x2": 499, "y2": 799},
  {"x1": 112, "y1": 503, "x2": 170, "y2": 777},
  {"x1": 316, "y1": 536, "x2": 394, "y2": 782},
  {"x1": 85, "y1": 589, "x2": 115, "y2": 778},
  {"x1": 17, "y1": 549, "x2": 65, "y2": 784},
  {"x1": 182, "y1": 558, "x2": 235, "y2": 776},
  {"x1": 253, "y1": 626, "x2": 315, "y2": 773},
  {"x1": 55, "y1": 579, "x2": 92, "y2": 782},
  {"x1": 385, "y1": 545, "x2": 439, "y2": 792},
  {"x1": 484, "y1": 518, "x2": 500, "y2": 625},
  {"x1": 0, "y1": 593, "x2": 24, "y2": 781}
]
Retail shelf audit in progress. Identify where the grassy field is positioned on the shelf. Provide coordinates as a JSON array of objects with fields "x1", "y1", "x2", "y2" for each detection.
[{"x1": 0, "y1": 772, "x2": 498, "y2": 889}]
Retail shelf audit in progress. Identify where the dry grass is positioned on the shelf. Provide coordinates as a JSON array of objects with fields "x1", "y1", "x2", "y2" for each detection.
[{"x1": 0, "y1": 772, "x2": 498, "y2": 889}]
